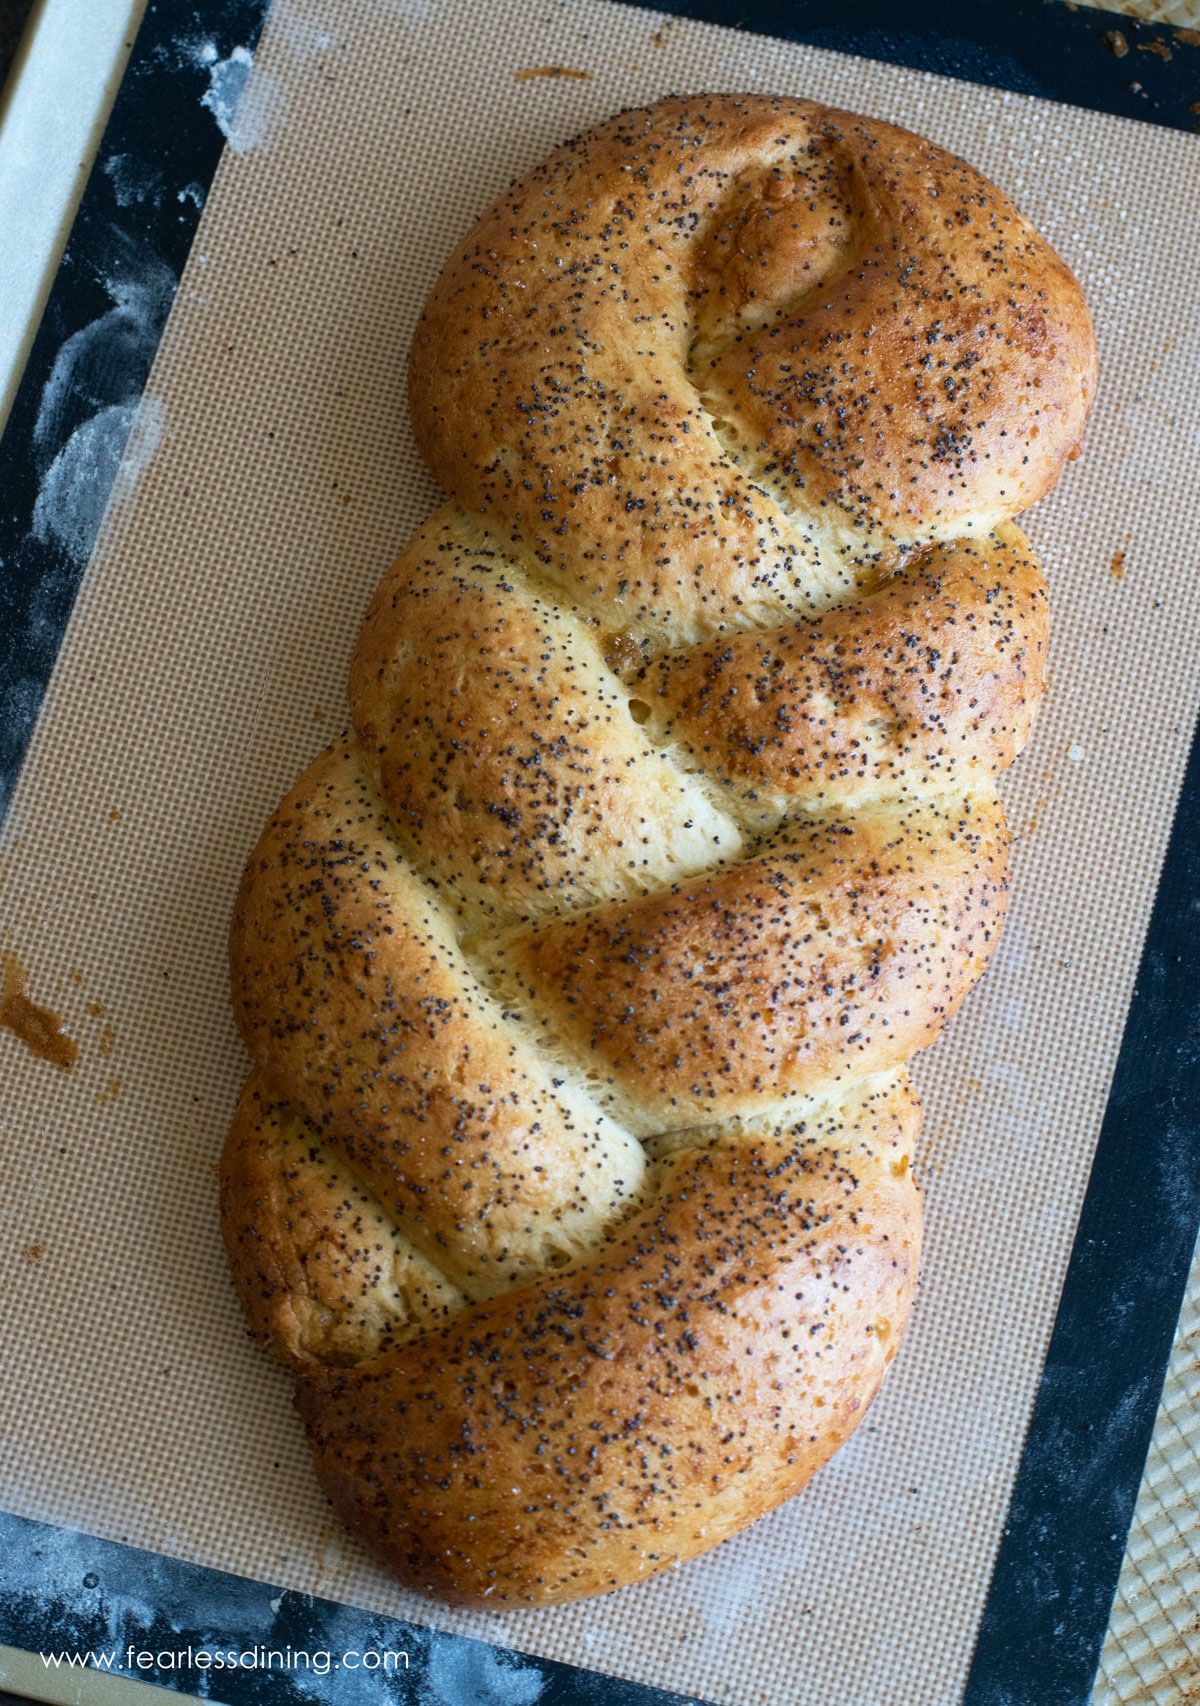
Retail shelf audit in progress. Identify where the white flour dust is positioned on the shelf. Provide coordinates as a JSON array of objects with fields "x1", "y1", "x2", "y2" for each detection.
[
  {"x1": 102, "y1": 152, "x2": 165, "y2": 208},
  {"x1": 29, "y1": 239, "x2": 174, "y2": 566},
  {"x1": 421, "y1": 1633, "x2": 546, "y2": 1706},
  {"x1": 31, "y1": 398, "x2": 164, "y2": 563},
  {"x1": 380, "y1": 0, "x2": 434, "y2": 22},
  {"x1": 198, "y1": 43, "x2": 285, "y2": 154}
]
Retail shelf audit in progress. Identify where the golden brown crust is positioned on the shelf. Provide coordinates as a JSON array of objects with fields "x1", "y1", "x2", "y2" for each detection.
[
  {"x1": 638, "y1": 524, "x2": 1048, "y2": 809},
  {"x1": 493, "y1": 794, "x2": 1009, "y2": 1125},
  {"x1": 347, "y1": 507, "x2": 744, "y2": 932},
  {"x1": 409, "y1": 95, "x2": 1095, "y2": 638},
  {"x1": 295, "y1": 1075, "x2": 921, "y2": 1607},
  {"x1": 222, "y1": 93, "x2": 1095, "y2": 1606},
  {"x1": 221, "y1": 1071, "x2": 467, "y2": 1366},
  {"x1": 230, "y1": 738, "x2": 648, "y2": 1299}
]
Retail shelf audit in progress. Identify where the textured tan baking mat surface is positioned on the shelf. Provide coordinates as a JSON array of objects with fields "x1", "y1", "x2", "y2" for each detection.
[
  {"x1": 2, "y1": 3, "x2": 1199, "y2": 1702},
  {"x1": 1088, "y1": 0, "x2": 1200, "y2": 25}
]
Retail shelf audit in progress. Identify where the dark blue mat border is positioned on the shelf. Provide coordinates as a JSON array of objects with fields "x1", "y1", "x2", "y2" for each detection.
[
  {"x1": 0, "y1": 1507, "x2": 702, "y2": 1705},
  {"x1": 961, "y1": 725, "x2": 1200, "y2": 1706},
  {"x1": 0, "y1": 1, "x2": 1197, "y2": 1703},
  {"x1": 629, "y1": 0, "x2": 1200, "y2": 130}
]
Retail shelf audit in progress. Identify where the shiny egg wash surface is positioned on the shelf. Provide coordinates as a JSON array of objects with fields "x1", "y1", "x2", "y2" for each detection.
[{"x1": 222, "y1": 95, "x2": 1094, "y2": 1606}]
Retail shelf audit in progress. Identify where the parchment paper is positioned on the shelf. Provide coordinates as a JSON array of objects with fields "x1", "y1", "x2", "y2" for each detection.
[{"x1": 2, "y1": 3, "x2": 1199, "y2": 1701}]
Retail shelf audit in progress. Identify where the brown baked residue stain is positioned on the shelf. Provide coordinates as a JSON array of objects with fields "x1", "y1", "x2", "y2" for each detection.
[
  {"x1": 513, "y1": 65, "x2": 593, "y2": 80},
  {"x1": 1176, "y1": 26, "x2": 1200, "y2": 45},
  {"x1": 1, "y1": 951, "x2": 79, "y2": 1069},
  {"x1": 88, "y1": 998, "x2": 117, "y2": 1057},
  {"x1": 1019, "y1": 794, "x2": 1049, "y2": 839},
  {"x1": 23, "y1": 1242, "x2": 45, "y2": 1265},
  {"x1": 1138, "y1": 39, "x2": 1172, "y2": 60},
  {"x1": 1101, "y1": 29, "x2": 1129, "y2": 57},
  {"x1": 96, "y1": 1076, "x2": 124, "y2": 1107},
  {"x1": 1111, "y1": 548, "x2": 1127, "y2": 580},
  {"x1": 108, "y1": 809, "x2": 121, "y2": 822}
]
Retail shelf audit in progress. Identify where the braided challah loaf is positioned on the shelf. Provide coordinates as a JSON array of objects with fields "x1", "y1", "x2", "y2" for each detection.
[{"x1": 222, "y1": 95, "x2": 1095, "y2": 1607}]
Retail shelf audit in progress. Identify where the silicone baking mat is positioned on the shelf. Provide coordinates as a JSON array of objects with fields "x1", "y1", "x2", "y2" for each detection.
[{"x1": 1, "y1": 2, "x2": 1199, "y2": 1703}]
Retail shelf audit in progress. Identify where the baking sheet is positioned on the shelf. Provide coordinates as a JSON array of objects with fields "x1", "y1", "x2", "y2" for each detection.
[
  {"x1": 2, "y1": 2, "x2": 1200, "y2": 1702},
  {"x1": 1102, "y1": 1226, "x2": 1200, "y2": 1701}
]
